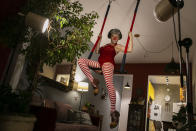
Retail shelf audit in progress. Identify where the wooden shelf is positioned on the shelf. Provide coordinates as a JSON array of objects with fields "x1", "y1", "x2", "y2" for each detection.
[{"x1": 38, "y1": 75, "x2": 72, "y2": 92}]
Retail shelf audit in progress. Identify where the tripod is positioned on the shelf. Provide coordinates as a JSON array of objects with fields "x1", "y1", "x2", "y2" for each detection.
[{"x1": 180, "y1": 38, "x2": 193, "y2": 127}]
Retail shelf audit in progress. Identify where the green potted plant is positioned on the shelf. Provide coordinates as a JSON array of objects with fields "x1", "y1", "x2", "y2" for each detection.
[
  {"x1": 82, "y1": 103, "x2": 96, "y2": 115},
  {"x1": 172, "y1": 105, "x2": 196, "y2": 131},
  {"x1": 172, "y1": 105, "x2": 188, "y2": 131}
]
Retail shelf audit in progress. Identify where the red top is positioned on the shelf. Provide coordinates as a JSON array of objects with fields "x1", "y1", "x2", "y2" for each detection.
[{"x1": 98, "y1": 44, "x2": 117, "y2": 67}]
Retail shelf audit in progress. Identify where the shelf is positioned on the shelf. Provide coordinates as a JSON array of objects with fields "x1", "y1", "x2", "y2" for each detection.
[{"x1": 38, "y1": 75, "x2": 72, "y2": 92}]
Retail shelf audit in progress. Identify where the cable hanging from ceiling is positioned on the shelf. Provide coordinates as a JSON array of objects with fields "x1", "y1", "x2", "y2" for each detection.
[
  {"x1": 135, "y1": 36, "x2": 173, "y2": 54},
  {"x1": 172, "y1": 8, "x2": 185, "y2": 63},
  {"x1": 172, "y1": 8, "x2": 179, "y2": 51}
]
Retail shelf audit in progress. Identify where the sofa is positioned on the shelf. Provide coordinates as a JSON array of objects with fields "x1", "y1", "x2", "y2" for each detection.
[{"x1": 31, "y1": 96, "x2": 99, "y2": 131}]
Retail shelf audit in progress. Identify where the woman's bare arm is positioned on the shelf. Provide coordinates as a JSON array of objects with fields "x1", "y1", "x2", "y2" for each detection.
[
  {"x1": 127, "y1": 32, "x2": 133, "y2": 53},
  {"x1": 115, "y1": 32, "x2": 133, "y2": 53}
]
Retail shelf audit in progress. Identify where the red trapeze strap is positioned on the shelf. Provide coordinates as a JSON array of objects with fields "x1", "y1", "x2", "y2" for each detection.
[
  {"x1": 88, "y1": 1, "x2": 112, "y2": 59},
  {"x1": 120, "y1": 0, "x2": 141, "y2": 73}
]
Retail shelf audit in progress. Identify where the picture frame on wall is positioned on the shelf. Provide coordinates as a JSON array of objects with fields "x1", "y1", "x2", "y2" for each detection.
[{"x1": 56, "y1": 74, "x2": 70, "y2": 86}]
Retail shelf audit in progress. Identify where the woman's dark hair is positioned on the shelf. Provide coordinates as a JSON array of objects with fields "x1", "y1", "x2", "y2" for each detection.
[{"x1": 108, "y1": 28, "x2": 122, "y2": 40}]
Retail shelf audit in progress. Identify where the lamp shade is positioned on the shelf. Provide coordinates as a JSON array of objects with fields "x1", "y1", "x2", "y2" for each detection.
[
  {"x1": 154, "y1": 0, "x2": 184, "y2": 22},
  {"x1": 25, "y1": 12, "x2": 49, "y2": 33},
  {"x1": 77, "y1": 82, "x2": 89, "y2": 92},
  {"x1": 164, "y1": 57, "x2": 179, "y2": 74},
  {"x1": 124, "y1": 82, "x2": 130, "y2": 89}
]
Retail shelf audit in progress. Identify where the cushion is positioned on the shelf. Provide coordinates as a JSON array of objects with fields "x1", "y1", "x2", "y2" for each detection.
[
  {"x1": 55, "y1": 101, "x2": 72, "y2": 122},
  {"x1": 80, "y1": 111, "x2": 93, "y2": 125},
  {"x1": 66, "y1": 110, "x2": 80, "y2": 123},
  {"x1": 67, "y1": 110, "x2": 93, "y2": 125}
]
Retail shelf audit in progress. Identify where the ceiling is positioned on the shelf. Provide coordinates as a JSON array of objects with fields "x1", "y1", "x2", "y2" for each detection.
[
  {"x1": 77, "y1": 0, "x2": 196, "y2": 64},
  {"x1": 1, "y1": 0, "x2": 195, "y2": 64}
]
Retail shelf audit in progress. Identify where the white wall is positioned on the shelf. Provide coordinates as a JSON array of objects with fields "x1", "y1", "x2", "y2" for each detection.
[{"x1": 118, "y1": 75, "x2": 133, "y2": 131}]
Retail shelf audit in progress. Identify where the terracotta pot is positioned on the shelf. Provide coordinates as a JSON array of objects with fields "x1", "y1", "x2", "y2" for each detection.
[{"x1": 0, "y1": 115, "x2": 36, "y2": 131}]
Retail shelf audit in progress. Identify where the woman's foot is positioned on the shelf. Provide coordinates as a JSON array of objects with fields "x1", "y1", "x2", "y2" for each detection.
[
  {"x1": 92, "y1": 78, "x2": 99, "y2": 96},
  {"x1": 110, "y1": 110, "x2": 120, "y2": 129}
]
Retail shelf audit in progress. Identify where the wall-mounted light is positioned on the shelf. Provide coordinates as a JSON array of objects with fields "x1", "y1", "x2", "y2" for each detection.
[
  {"x1": 18, "y1": 12, "x2": 50, "y2": 33},
  {"x1": 25, "y1": 12, "x2": 49, "y2": 33},
  {"x1": 124, "y1": 82, "x2": 130, "y2": 89},
  {"x1": 154, "y1": 0, "x2": 184, "y2": 22},
  {"x1": 77, "y1": 82, "x2": 89, "y2": 92}
]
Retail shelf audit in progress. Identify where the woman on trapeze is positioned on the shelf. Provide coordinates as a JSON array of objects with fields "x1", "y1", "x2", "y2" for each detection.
[{"x1": 78, "y1": 29, "x2": 133, "y2": 128}]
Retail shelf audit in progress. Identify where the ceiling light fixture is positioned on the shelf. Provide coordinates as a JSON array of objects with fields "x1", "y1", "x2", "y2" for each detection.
[
  {"x1": 164, "y1": 42, "x2": 179, "y2": 74},
  {"x1": 134, "y1": 34, "x2": 140, "y2": 38},
  {"x1": 165, "y1": 76, "x2": 169, "y2": 85},
  {"x1": 124, "y1": 82, "x2": 130, "y2": 89},
  {"x1": 18, "y1": 12, "x2": 50, "y2": 33},
  {"x1": 25, "y1": 12, "x2": 50, "y2": 33},
  {"x1": 154, "y1": 0, "x2": 184, "y2": 22}
]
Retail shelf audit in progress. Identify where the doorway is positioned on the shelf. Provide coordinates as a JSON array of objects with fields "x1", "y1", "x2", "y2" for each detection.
[{"x1": 146, "y1": 75, "x2": 187, "y2": 131}]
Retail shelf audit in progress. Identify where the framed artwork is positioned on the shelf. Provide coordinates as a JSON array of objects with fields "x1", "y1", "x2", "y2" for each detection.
[
  {"x1": 56, "y1": 74, "x2": 70, "y2": 86},
  {"x1": 55, "y1": 60, "x2": 77, "y2": 89}
]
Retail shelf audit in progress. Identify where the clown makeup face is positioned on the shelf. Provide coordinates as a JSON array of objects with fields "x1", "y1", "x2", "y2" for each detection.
[{"x1": 111, "y1": 34, "x2": 119, "y2": 44}]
